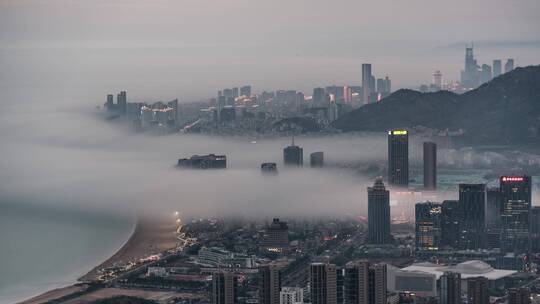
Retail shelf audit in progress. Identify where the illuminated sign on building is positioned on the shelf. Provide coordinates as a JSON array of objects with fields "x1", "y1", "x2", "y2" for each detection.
[
  {"x1": 501, "y1": 176, "x2": 525, "y2": 182},
  {"x1": 389, "y1": 130, "x2": 408, "y2": 136}
]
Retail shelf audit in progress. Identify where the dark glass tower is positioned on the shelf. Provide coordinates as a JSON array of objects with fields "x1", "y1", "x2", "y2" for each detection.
[
  {"x1": 368, "y1": 178, "x2": 391, "y2": 245},
  {"x1": 423, "y1": 142, "x2": 437, "y2": 190},
  {"x1": 344, "y1": 261, "x2": 387, "y2": 304},
  {"x1": 283, "y1": 138, "x2": 303, "y2": 166},
  {"x1": 439, "y1": 271, "x2": 461, "y2": 304},
  {"x1": 500, "y1": 175, "x2": 532, "y2": 254},
  {"x1": 458, "y1": 184, "x2": 486, "y2": 250},
  {"x1": 212, "y1": 272, "x2": 238, "y2": 304},
  {"x1": 441, "y1": 200, "x2": 460, "y2": 249},
  {"x1": 310, "y1": 263, "x2": 337, "y2": 304},
  {"x1": 387, "y1": 130, "x2": 409, "y2": 187},
  {"x1": 467, "y1": 277, "x2": 489, "y2": 304}
]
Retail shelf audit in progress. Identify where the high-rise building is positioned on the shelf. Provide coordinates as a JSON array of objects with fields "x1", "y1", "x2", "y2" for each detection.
[
  {"x1": 439, "y1": 271, "x2": 461, "y2": 304},
  {"x1": 240, "y1": 85, "x2": 252, "y2": 97},
  {"x1": 531, "y1": 207, "x2": 540, "y2": 252},
  {"x1": 505, "y1": 59, "x2": 514, "y2": 73},
  {"x1": 310, "y1": 263, "x2": 337, "y2": 304},
  {"x1": 117, "y1": 91, "x2": 127, "y2": 114},
  {"x1": 458, "y1": 184, "x2": 486, "y2": 250},
  {"x1": 280, "y1": 287, "x2": 303, "y2": 304},
  {"x1": 500, "y1": 175, "x2": 531, "y2": 253},
  {"x1": 388, "y1": 130, "x2": 409, "y2": 187},
  {"x1": 106, "y1": 94, "x2": 114, "y2": 111},
  {"x1": 423, "y1": 142, "x2": 437, "y2": 190},
  {"x1": 508, "y1": 288, "x2": 531, "y2": 304},
  {"x1": 283, "y1": 138, "x2": 303, "y2": 166},
  {"x1": 368, "y1": 178, "x2": 391, "y2": 245},
  {"x1": 259, "y1": 264, "x2": 282, "y2": 304},
  {"x1": 493, "y1": 60, "x2": 502, "y2": 77},
  {"x1": 261, "y1": 218, "x2": 289, "y2": 253},
  {"x1": 460, "y1": 46, "x2": 480, "y2": 89},
  {"x1": 232, "y1": 87, "x2": 239, "y2": 98},
  {"x1": 480, "y1": 64, "x2": 492, "y2": 84},
  {"x1": 310, "y1": 151, "x2": 324, "y2": 168},
  {"x1": 313, "y1": 87, "x2": 326, "y2": 105},
  {"x1": 433, "y1": 71, "x2": 443, "y2": 89},
  {"x1": 212, "y1": 272, "x2": 238, "y2": 304},
  {"x1": 486, "y1": 188, "x2": 502, "y2": 229},
  {"x1": 467, "y1": 277, "x2": 489, "y2": 304},
  {"x1": 415, "y1": 202, "x2": 442, "y2": 251},
  {"x1": 344, "y1": 261, "x2": 387, "y2": 304},
  {"x1": 441, "y1": 200, "x2": 460, "y2": 249},
  {"x1": 362, "y1": 64, "x2": 372, "y2": 104}
]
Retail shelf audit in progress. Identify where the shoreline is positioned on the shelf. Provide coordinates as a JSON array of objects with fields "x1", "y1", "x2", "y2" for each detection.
[{"x1": 19, "y1": 215, "x2": 178, "y2": 304}]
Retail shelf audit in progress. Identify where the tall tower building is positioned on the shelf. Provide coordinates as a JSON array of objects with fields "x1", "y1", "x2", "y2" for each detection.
[
  {"x1": 261, "y1": 218, "x2": 289, "y2": 253},
  {"x1": 508, "y1": 288, "x2": 531, "y2": 304},
  {"x1": 259, "y1": 264, "x2": 282, "y2": 304},
  {"x1": 106, "y1": 94, "x2": 114, "y2": 111},
  {"x1": 505, "y1": 59, "x2": 515, "y2": 73},
  {"x1": 313, "y1": 87, "x2": 326, "y2": 105},
  {"x1": 531, "y1": 207, "x2": 540, "y2": 252},
  {"x1": 117, "y1": 91, "x2": 127, "y2": 115},
  {"x1": 388, "y1": 130, "x2": 409, "y2": 187},
  {"x1": 441, "y1": 200, "x2": 460, "y2": 249},
  {"x1": 415, "y1": 202, "x2": 442, "y2": 251},
  {"x1": 493, "y1": 60, "x2": 502, "y2": 77},
  {"x1": 283, "y1": 138, "x2": 303, "y2": 166},
  {"x1": 240, "y1": 85, "x2": 252, "y2": 97},
  {"x1": 439, "y1": 271, "x2": 461, "y2": 304},
  {"x1": 460, "y1": 46, "x2": 480, "y2": 89},
  {"x1": 362, "y1": 64, "x2": 372, "y2": 104},
  {"x1": 500, "y1": 175, "x2": 531, "y2": 253},
  {"x1": 467, "y1": 277, "x2": 489, "y2": 304},
  {"x1": 212, "y1": 272, "x2": 238, "y2": 304},
  {"x1": 423, "y1": 142, "x2": 437, "y2": 190},
  {"x1": 368, "y1": 178, "x2": 391, "y2": 245},
  {"x1": 310, "y1": 151, "x2": 324, "y2": 168},
  {"x1": 433, "y1": 71, "x2": 443, "y2": 89},
  {"x1": 480, "y1": 64, "x2": 492, "y2": 84},
  {"x1": 344, "y1": 261, "x2": 387, "y2": 304},
  {"x1": 310, "y1": 263, "x2": 337, "y2": 304},
  {"x1": 458, "y1": 184, "x2": 486, "y2": 250}
]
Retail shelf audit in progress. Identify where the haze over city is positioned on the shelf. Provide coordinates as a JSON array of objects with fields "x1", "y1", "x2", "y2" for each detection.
[{"x1": 1, "y1": 1, "x2": 540, "y2": 304}]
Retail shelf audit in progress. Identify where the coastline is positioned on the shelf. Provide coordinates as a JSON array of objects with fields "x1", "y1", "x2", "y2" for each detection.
[{"x1": 19, "y1": 215, "x2": 178, "y2": 304}]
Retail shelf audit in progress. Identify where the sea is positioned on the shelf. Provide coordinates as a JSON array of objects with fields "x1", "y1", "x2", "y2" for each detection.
[{"x1": 0, "y1": 202, "x2": 134, "y2": 304}]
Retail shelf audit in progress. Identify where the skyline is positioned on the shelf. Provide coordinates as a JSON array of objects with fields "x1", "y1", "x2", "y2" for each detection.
[{"x1": 1, "y1": 0, "x2": 539, "y2": 101}]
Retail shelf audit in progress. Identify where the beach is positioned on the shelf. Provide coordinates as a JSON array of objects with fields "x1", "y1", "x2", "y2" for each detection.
[{"x1": 19, "y1": 215, "x2": 178, "y2": 304}]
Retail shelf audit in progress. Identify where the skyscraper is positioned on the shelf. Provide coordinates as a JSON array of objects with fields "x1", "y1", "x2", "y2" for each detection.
[
  {"x1": 441, "y1": 200, "x2": 460, "y2": 249},
  {"x1": 458, "y1": 184, "x2": 486, "y2": 250},
  {"x1": 368, "y1": 178, "x2": 391, "y2": 245},
  {"x1": 415, "y1": 202, "x2": 442, "y2": 251},
  {"x1": 283, "y1": 138, "x2": 303, "y2": 166},
  {"x1": 493, "y1": 60, "x2": 502, "y2": 77},
  {"x1": 261, "y1": 218, "x2": 289, "y2": 253},
  {"x1": 344, "y1": 261, "x2": 387, "y2": 304},
  {"x1": 467, "y1": 277, "x2": 489, "y2": 304},
  {"x1": 433, "y1": 71, "x2": 443, "y2": 90},
  {"x1": 423, "y1": 142, "x2": 437, "y2": 190},
  {"x1": 212, "y1": 272, "x2": 238, "y2": 304},
  {"x1": 460, "y1": 46, "x2": 480, "y2": 89},
  {"x1": 500, "y1": 175, "x2": 531, "y2": 253},
  {"x1": 362, "y1": 64, "x2": 372, "y2": 104},
  {"x1": 508, "y1": 288, "x2": 531, "y2": 304},
  {"x1": 480, "y1": 64, "x2": 492, "y2": 84},
  {"x1": 259, "y1": 264, "x2": 282, "y2": 304},
  {"x1": 531, "y1": 207, "x2": 540, "y2": 252},
  {"x1": 313, "y1": 87, "x2": 326, "y2": 105},
  {"x1": 106, "y1": 94, "x2": 114, "y2": 111},
  {"x1": 388, "y1": 130, "x2": 409, "y2": 187},
  {"x1": 439, "y1": 271, "x2": 461, "y2": 304},
  {"x1": 280, "y1": 287, "x2": 303, "y2": 304},
  {"x1": 240, "y1": 85, "x2": 252, "y2": 97},
  {"x1": 311, "y1": 263, "x2": 337, "y2": 304},
  {"x1": 505, "y1": 59, "x2": 514, "y2": 73},
  {"x1": 310, "y1": 151, "x2": 324, "y2": 168},
  {"x1": 117, "y1": 91, "x2": 127, "y2": 115}
]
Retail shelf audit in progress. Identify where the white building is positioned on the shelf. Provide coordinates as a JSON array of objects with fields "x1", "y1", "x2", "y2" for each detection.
[{"x1": 280, "y1": 287, "x2": 303, "y2": 304}]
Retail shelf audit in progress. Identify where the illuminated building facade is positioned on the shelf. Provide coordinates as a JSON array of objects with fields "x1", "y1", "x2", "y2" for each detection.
[
  {"x1": 261, "y1": 218, "x2": 289, "y2": 253},
  {"x1": 388, "y1": 130, "x2": 409, "y2": 187},
  {"x1": 415, "y1": 202, "x2": 442, "y2": 251},
  {"x1": 500, "y1": 175, "x2": 531, "y2": 254}
]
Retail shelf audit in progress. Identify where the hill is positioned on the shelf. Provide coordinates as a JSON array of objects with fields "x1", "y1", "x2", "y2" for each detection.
[{"x1": 332, "y1": 65, "x2": 540, "y2": 145}]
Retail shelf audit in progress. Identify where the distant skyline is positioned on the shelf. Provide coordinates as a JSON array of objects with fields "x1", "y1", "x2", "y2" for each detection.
[{"x1": 1, "y1": 0, "x2": 539, "y2": 101}]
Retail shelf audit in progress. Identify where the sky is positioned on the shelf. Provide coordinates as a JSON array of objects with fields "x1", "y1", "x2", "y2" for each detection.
[{"x1": 1, "y1": 0, "x2": 539, "y2": 101}]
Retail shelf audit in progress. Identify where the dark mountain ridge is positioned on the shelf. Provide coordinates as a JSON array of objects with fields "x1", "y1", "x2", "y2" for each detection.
[{"x1": 332, "y1": 65, "x2": 540, "y2": 145}]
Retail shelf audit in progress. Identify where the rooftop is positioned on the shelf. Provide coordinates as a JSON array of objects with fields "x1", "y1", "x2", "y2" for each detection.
[{"x1": 401, "y1": 260, "x2": 516, "y2": 280}]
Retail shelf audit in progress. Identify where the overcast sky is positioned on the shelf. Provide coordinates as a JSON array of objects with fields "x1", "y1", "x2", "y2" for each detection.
[{"x1": 1, "y1": 0, "x2": 539, "y2": 101}]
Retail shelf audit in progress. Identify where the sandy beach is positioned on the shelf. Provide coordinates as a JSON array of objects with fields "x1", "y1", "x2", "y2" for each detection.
[{"x1": 20, "y1": 215, "x2": 179, "y2": 304}]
